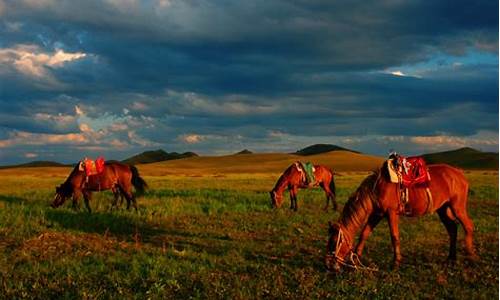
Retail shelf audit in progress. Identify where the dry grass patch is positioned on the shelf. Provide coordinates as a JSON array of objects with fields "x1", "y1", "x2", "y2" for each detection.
[{"x1": 17, "y1": 231, "x2": 131, "y2": 260}]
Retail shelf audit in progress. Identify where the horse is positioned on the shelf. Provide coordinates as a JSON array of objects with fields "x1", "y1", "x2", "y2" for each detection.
[
  {"x1": 51, "y1": 161, "x2": 148, "y2": 213},
  {"x1": 270, "y1": 162, "x2": 337, "y2": 211},
  {"x1": 325, "y1": 163, "x2": 477, "y2": 271}
]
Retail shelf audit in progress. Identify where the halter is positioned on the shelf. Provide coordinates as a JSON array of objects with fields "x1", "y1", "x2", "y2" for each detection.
[{"x1": 326, "y1": 226, "x2": 379, "y2": 272}]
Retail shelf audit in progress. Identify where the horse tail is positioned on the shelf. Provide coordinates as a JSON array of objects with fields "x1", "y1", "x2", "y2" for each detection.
[{"x1": 130, "y1": 165, "x2": 148, "y2": 196}]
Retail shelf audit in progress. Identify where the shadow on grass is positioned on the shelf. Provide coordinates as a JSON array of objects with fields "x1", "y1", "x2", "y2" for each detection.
[
  {"x1": 0, "y1": 194, "x2": 29, "y2": 204},
  {"x1": 45, "y1": 209, "x2": 165, "y2": 242}
]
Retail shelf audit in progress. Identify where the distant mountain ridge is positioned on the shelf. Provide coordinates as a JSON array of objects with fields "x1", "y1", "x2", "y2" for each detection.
[
  {"x1": 235, "y1": 149, "x2": 253, "y2": 155},
  {"x1": 121, "y1": 149, "x2": 198, "y2": 165},
  {"x1": 0, "y1": 161, "x2": 67, "y2": 169},
  {"x1": 422, "y1": 147, "x2": 498, "y2": 170},
  {"x1": 295, "y1": 144, "x2": 359, "y2": 156}
]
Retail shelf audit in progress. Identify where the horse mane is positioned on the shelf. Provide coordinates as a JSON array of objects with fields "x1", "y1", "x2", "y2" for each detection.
[
  {"x1": 272, "y1": 164, "x2": 294, "y2": 192},
  {"x1": 60, "y1": 163, "x2": 81, "y2": 196},
  {"x1": 340, "y1": 169, "x2": 381, "y2": 231}
]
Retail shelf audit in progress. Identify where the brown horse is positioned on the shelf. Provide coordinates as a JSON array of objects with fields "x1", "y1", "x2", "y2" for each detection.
[
  {"x1": 270, "y1": 163, "x2": 337, "y2": 211},
  {"x1": 51, "y1": 162, "x2": 148, "y2": 213},
  {"x1": 325, "y1": 163, "x2": 476, "y2": 271}
]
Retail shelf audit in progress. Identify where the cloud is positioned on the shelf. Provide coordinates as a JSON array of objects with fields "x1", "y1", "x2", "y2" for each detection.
[
  {"x1": 0, "y1": 45, "x2": 86, "y2": 77},
  {"x1": 0, "y1": 131, "x2": 88, "y2": 148},
  {"x1": 0, "y1": 1, "x2": 497, "y2": 164},
  {"x1": 410, "y1": 135, "x2": 498, "y2": 149},
  {"x1": 0, "y1": 44, "x2": 87, "y2": 88},
  {"x1": 24, "y1": 152, "x2": 38, "y2": 158},
  {"x1": 179, "y1": 134, "x2": 204, "y2": 144}
]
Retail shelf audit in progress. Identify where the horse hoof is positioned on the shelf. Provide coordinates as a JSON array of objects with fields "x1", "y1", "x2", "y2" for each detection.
[
  {"x1": 466, "y1": 254, "x2": 479, "y2": 262},
  {"x1": 391, "y1": 261, "x2": 401, "y2": 271}
]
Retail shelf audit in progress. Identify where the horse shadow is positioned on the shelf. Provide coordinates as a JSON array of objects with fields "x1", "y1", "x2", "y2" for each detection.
[
  {"x1": 45, "y1": 209, "x2": 165, "y2": 242},
  {"x1": 0, "y1": 194, "x2": 29, "y2": 205}
]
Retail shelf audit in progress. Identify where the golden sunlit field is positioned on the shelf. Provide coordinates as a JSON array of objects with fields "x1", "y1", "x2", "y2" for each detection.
[{"x1": 0, "y1": 153, "x2": 497, "y2": 299}]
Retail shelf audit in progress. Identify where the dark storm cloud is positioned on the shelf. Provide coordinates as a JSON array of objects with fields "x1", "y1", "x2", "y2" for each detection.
[{"x1": 0, "y1": 0, "x2": 497, "y2": 163}]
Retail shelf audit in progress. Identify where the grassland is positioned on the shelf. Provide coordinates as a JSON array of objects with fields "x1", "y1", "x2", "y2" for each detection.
[{"x1": 0, "y1": 153, "x2": 497, "y2": 299}]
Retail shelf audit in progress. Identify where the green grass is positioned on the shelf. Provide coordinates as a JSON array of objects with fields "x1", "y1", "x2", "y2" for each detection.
[{"x1": 0, "y1": 171, "x2": 497, "y2": 299}]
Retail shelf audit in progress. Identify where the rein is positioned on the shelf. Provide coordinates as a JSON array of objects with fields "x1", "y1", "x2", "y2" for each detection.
[{"x1": 327, "y1": 226, "x2": 379, "y2": 272}]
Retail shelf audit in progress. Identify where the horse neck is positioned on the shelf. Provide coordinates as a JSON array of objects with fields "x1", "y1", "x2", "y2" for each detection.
[
  {"x1": 339, "y1": 190, "x2": 375, "y2": 247},
  {"x1": 272, "y1": 169, "x2": 291, "y2": 195},
  {"x1": 64, "y1": 164, "x2": 83, "y2": 190}
]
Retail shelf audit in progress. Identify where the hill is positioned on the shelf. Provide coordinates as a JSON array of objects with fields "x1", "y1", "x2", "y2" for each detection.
[
  {"x1": 0, "y1": 160, "x2": 67, "y2": 169},
  {"x1": 138, "y1": 151, "x2": 384, "y2": 175},
  {"x1": 122, "y1": 149, "x2": 198, "y2": 165},
  {"x1": 234, "y1": 149, "x2": 253, "y2": 155},
  {"x1": 422, "y1": 147, "x2": 498, "y2": 170},
  {"x1": 295, "y1": 144, "x2": 359, "y2": 155}
]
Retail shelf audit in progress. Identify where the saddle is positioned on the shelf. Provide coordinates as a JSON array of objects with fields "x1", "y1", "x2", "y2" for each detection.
[
  {"x1": 295, "y1": 161, "x2": 316, "y2": 186},
  {"x1": 79, "y1": 157, "x2": 105, "y2": 176},
  {"x1": 79, "y1": 157, "x2": 106, "y2": 190},
  {"x1": 386, "y1": 155, "x2": 432, "y2": 215}
]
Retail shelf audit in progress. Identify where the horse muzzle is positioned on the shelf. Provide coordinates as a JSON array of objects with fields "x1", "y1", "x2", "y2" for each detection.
[
  {"x1": 324, "y1": 254, "x2": 341, "y2": 272},
  {"x1": 51, "y1": 195, "x2": 61, "y2": 208}
]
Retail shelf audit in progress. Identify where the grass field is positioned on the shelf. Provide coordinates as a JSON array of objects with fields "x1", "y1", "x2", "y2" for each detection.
[{"x1": 0, "y1": 158, "x2": 497, "y2": 299}]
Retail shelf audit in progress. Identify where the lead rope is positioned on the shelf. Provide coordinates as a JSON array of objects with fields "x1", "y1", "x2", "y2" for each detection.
[{"x1": 334, "y1": 227, "x2": 379, "y2": 272}]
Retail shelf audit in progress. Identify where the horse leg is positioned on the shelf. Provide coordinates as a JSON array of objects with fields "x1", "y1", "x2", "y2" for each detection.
[
  {"x1": 125, "y1": 190, "x2": 138, "y2": 212},
  {"x1": 450, "y1": 200, "x2": 477, "y2": 260},
  {"x1": 320, "y1": 182, "x2": 329, "y2": 211},
  {"x1": 437, "y1": 205, "x2": 458, "y2": 262},
  {"x1": 118, "y1": 185, "x2": 132, "y2": 210},
  {"x1": 119, "y1": 193, "x2": 125, "y2": 207},
  {"x1": 120, "y1": 185, "x2": 137, "y2": 212},
  {"x1": 320, "y1": 182, "x2": 337, "y2": 211},
  {"x1": 72, "y1": 189, "x2": 82, "y2": 210},
  {"x1": 83, "y1": 191, "x2": 92, "y2": 214},
  {"x1": 387, "y1": 210, "x2": 402, "y2": 269},
  {"x1": 111, "y1": 186, "x2": 120, "y2": 210},
  {"x1": 131, "y1": 194, "x2": 138, "y2": 212},
  {"x1": 355, "y1": 214, "x2": 383, "y2": 257},
  {"x1": 290, "y1": 186, "x2": 298, "y2": 211}
]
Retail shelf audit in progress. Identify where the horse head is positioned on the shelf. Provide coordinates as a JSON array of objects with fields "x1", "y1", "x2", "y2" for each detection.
[
  {"x1": 325, "y1": 221, "x2": 352, "y2": 272},
  {"x1": 51, "y1": 184, "x2": 72, "y2": 208},
  {"x1": 269, "y1": 190, "x2": 283, "y2": 208}
]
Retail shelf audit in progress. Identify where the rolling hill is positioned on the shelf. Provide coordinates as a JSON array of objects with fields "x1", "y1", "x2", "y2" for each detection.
[
  {"x1": 295, "y1": 144, "x2": 359, "y2": 155},
  {"x1": 0, "y1": 160, "x2": 67, "y2": 169},
  {"x1": 138, "y1": 151, "x2": 384, "y2": 176},
  {"x1": 122, "y1": 149, "x2": 198, "y2": 165},
  {"x1": 234, "y1": 149, "x2": 253, "y2": 155},
  {"x1": 422, "y1": 147, "x2": 498, "y2": 170}
]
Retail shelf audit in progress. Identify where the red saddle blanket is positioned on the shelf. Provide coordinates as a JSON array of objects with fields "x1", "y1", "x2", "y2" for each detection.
[
  {"x1": 82, "y1": 157, "x2": 105, "y2": 176},
  {"x1": 398, "y1": 156, "x2": 430, "y2": 187}
]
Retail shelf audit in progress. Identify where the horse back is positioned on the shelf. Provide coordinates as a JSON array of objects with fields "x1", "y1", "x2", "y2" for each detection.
[
  {"x1": 106, "y1": 162, "x2": 133, "y2": 181},
  {"x1": 82, "y1": 162, "x2": 132, "y2": 191},
  {"x1": 381, "y1": 163, "x2": 468, "y2": 216},
  {"x1": 419, "y1": 164, "x2": 468, "y2": 211}
]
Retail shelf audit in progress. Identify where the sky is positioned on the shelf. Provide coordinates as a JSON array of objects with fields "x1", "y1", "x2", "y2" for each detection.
[{"x1": 0, "y1": 0, "x2": 498, "y2": 164}]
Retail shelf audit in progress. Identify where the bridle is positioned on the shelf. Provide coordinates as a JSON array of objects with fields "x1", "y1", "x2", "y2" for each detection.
[{"x1": 326, "y1": 226, "x2": 378, "y2": 272}]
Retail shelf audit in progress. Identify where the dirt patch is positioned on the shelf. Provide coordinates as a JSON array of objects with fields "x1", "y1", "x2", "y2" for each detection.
[{"x1": 18, "y1": 231, "x2": 132, "y2": 260}]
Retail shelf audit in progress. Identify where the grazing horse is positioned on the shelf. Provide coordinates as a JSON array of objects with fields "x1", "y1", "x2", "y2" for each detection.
[
  {"x1": 325, "y1": 163, "x2": 476, "y2": 271},
  {"x1": 51, "y1": 162, "x2": 147, "y2": 213},
  {"x1": 270, "y1": 163, "x2": 337, "y2": 211}
]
